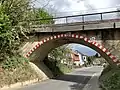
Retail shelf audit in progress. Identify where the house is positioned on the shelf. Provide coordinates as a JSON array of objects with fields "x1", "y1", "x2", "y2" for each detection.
[
  {"x1": 60, "y1": 49, "x2": 87, "y2": 67},
  {"x1": 71, "y1": 50, "x2": 87, "y2": 67}
]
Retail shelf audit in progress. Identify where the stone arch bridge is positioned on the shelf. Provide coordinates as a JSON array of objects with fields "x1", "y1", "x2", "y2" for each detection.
[{"x1": 20, "y1": 10, "x2": 120, "y2": 78}]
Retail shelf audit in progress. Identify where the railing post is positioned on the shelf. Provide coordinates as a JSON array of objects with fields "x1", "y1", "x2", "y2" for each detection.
[
  {"x1": 82, "y1": 15, "x2": 84, "y2": 23},
  {"x1": 66, "y1": 17, "x2": 68, "y2": 23},
  {"x1": 100, "y1": 13, "x2": 103, "y2": 20},
  {"x1": 82, "y1": 15, "x2": 84, "y2": 30},
  {"x1": 113, "y1": 23, "x2": 116, "y2": 28}
]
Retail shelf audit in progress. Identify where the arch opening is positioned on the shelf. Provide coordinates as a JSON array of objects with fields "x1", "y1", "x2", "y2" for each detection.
[{"x1": 46, "y1": 43, "x2": 106, "y2": 67}]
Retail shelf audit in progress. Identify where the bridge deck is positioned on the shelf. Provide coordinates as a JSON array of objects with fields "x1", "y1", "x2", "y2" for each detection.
[
  {"x1": 28, "y1": 10, "x2": 120, "y2": 32},
  {"x1": 31, "y1": 18, "x2": 120, "y2": 32}
]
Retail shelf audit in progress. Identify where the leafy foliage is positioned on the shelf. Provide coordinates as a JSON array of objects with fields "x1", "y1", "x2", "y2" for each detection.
[
  {"x1": 1, "y1": 0, "x2": 31, "y2": 25},
  {"x1": 87, "y1": 57, "x2": 93, "y2": 65},
  {"x1": 44, "y1": 45, "x2": 72, "y2": 76},
  {"x1": 0, "y1": 0, "x2": 55, "y2": 87},
  {"x1": 103, "y1": 71, "x2": 120, "y2": 90},
  {"x1": 44, "y1": 57, "x2": 72, "y2": 77},
  {"x1": 0, "y1": 5, "x2": 14, "y2": 61},
  {"x1": 32, "y1": 8, "x2": 54, "y2": 24},
  {"x1": 99, "y1": 65, "x2": 120, "y2": 90},
  {"x1": 0, "y1": 0, "x2": 54, "y2": 70},
  {"x1": 1, "y1": 55, "x2": 29, "y2": 70},
  {"x1": 48, "y1": 45, "x2": 71, "y2": 63}
]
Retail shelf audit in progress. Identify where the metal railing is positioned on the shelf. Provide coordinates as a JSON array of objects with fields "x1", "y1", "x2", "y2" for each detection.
[{"x1": 29, "y1": 10, "x2": 120, "y2": 25}]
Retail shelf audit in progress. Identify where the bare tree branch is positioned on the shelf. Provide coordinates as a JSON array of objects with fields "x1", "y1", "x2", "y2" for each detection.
[
  {"x1": 41, "y1": 0, "x2": 51, "y2": 9},
  {"x1": 35, "y1": 0, "x2": 52, "y2": 9}
]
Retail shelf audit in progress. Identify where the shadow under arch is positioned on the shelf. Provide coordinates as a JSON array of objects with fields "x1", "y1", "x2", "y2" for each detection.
[{"x1": 25, "y1": 33, "x2": 120, "y2": 68}]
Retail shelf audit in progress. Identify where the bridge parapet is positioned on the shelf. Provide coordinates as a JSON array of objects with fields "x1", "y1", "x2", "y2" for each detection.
[
  {"x1": 29, "y1": 10, "x2": 120, "y2": 32},
  {"x1": 30, "y1": 19, "x2": 120, "y2": 32}
]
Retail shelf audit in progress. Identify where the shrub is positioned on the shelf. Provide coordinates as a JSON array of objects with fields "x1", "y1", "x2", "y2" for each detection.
[
  {"x1": 99, "y1": 65, "x2": 120, "y2": 90},
  {"x1": 44, "y1": 58, "x2": 72, "y2": 77},
  {"x1": 1, "y1": 55, "x2": 29, "y2": 70}
]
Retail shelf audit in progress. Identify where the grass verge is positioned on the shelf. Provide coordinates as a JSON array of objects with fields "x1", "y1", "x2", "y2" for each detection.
[{"x1": 0, "y1": 64, "x2": 42, "y2": 88}]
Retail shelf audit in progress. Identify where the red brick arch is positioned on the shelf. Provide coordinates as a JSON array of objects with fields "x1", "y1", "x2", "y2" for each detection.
[{"x1": 25, "y1": 33, "x2": 120, "y2": 66}]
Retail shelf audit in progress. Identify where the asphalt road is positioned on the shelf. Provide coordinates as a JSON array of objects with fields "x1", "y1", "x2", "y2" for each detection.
[{"x1": 13, "y1": 66, "x2": 103, "y2": 90}]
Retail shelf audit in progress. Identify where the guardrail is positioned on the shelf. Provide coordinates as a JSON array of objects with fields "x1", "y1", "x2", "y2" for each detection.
[{"x1": 28, "y1": 10, "x2": 120, "y2": 24}]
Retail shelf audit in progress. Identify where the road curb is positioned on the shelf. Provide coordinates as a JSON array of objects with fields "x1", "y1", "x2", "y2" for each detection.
[
  {"x1": 0, "y1": 78, "x2": 49, "y2": 90},
  {"x1": 83, "y1": 67, "x2": 103, "y2": 90},
  {"x1": 98, "y1": 70, "x2": 108, "y2": 90}
]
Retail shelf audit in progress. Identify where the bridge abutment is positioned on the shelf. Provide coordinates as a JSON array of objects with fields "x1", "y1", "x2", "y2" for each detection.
[{"x1": 31, "y1": 60, "x2": 53, "y2": 79}]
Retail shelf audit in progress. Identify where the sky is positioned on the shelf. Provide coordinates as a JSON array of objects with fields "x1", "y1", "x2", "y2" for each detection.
[
  {"x1": 68, "y1": 44, "x2": 97, "y2": 56},
  {"x1": 33, "y1": 0, "x2": 120, "y2": 16},
  {"x1": 33, "y1": 0, "x2": 120, "y2": 56},
  {"x1": 33, "y1": 0, "x2": 120, "y2": 24}
]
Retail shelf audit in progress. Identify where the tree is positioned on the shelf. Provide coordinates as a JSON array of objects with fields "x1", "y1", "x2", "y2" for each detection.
[
  {"x1": 87, "y1": 56, "x2": 95, "y2": 65},
  {"x1": 87, "y1": 57, "x2": 92, "y2": 65},
  {"x1": 30, "y1": 8, "x2": 54, "y2": 25},
  {"x1": 0, "y1": 0, "x2": 54, "y2": 52},
  {"x1": 0, "y1": 0, "x2": 31, "y2": 61},
  {"x1": 95, "y1": 53, "x2": 99, "y2": 58},
  {"x1": 0, "y1": 0, "x2": 54, "y2": 69},
  {"x1": 0, "y1": 5, "x2": 13, "y2": 61},
  {"x1": 48, "y1": 45, "x2": 71, "y2": 63},
  {"x1": 1, "y1": 0, "x2": 31, "y2": 25},
  {"x1": 46, "y1": 45, "x2": 72, "y2": 76}
]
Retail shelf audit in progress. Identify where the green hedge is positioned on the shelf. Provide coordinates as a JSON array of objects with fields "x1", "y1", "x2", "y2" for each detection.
[
  {"x1": 99, "y1": 65, "x2": 120, "y2": 90},
  {"x1": 1, "y1": 55, "x2": 29, "y2": 70}
]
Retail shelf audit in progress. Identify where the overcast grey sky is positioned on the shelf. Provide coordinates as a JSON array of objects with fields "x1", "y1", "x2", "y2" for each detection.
[
  {"x1": 32, "y1": 0, "x2": 120, "y2": 24},
  {"x1": 33, "y1": 0, "x2": 120, "y2": 16}
]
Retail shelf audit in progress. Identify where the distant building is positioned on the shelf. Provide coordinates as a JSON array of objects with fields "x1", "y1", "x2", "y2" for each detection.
[
  {"x1": 71, "y1": 50, "x2": 87, "y2": 66},
  {"x1": 60, "y1": 49, "x2": 87, "y2": 67}
]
